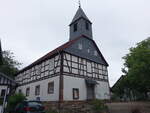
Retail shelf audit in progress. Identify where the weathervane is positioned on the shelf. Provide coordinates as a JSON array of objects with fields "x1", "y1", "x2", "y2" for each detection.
[{"x1": 78, "y1": 0, "x2": 81, "y2": 7}]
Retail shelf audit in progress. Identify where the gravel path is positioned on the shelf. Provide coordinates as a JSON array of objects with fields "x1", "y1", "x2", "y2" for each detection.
[{"x1": 106, "y1": 102, "x2": 150, "y2": 113}]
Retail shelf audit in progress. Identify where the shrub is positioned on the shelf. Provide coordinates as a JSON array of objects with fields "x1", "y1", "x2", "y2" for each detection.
[
  {"x1": 0, "y1": 98, "x2": 3, "y2": 105},
  {"x1": 91, "y1": 99, "x2": 107, "y2": 113},
  {"x1": 6, "y1": 93, "x2": 26, "y2": 113}
]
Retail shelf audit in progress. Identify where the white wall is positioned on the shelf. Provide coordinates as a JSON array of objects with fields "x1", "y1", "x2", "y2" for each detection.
[
  {"x1": 63, "y1": 75, "x2": 110, "y2": 101},
  {"x1": 63, "y1": 75, "x2": 87, "y2": 100},
  {"x1": 95, "y1": 81, "x2": 110, "y2": 99},
  {"x1": 16, "y1": 76, "x2": 60, "y2": 101}
]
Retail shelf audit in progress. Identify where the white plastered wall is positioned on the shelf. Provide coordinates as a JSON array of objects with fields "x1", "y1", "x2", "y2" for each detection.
[
  {"x1": 16, "y1": 76, "x2": 60, "y2": 101},
  {"x1": 95, "y1": 81, "x2": 110, "y2": 100},
  {"x1": 63, "y1": 75, "x2": 110, "y2": 101},
  {"x1": 63, "y1": 75, "x2": 87, "y2": 100}
]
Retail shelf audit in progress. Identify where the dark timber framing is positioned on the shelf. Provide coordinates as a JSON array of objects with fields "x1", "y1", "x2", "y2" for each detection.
[
  {"x1": 63, "y1": 52, "x2": 108, "y2": 81},
  {"x1": 59, "y1": 52, "x2": 64, "y2": 103}
]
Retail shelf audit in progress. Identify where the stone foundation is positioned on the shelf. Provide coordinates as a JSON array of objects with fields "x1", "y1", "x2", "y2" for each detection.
[{"x1": 43, "y1": 101, "x2": 108, "y2": 113}]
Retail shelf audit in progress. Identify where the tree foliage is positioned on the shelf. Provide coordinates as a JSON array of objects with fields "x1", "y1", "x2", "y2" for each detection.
[
  {"x1": 112, "y1": 38, "x2": 150, "y2": 100},
  {"x1": 123, "y1": 38, "x2": 150, "y2": 94},
  {"x1": 0, "y1": 50, "x2": 21, "y2": 77}
]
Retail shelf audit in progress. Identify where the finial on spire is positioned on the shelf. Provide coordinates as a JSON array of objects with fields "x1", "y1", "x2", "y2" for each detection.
[{"x1": 78, "y1": 0, "x2": 81, "y2": 7}]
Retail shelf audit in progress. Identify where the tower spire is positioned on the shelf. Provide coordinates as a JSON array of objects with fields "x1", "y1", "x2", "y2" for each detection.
[{"x1": 69, "y1": 6, "x2": 93, "y2": 40}]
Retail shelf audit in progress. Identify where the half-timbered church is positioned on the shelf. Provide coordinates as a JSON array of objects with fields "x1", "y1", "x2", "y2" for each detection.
[{"x1": 15, "y1": 6, "x2": 110, "y2": 103}]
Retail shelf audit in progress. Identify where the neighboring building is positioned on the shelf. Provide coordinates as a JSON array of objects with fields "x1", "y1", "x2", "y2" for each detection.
[
  {"x1": 0, "y1": 40, "x2": 17, "y2": 100},
  {"x1": 0, "y1": 72, "x2": 16, "y2": 98},
  {"x1": 0, "y1": 72, "x2": 17, "y2": 113},
  {"x1": 15, "y1": 6, "x2": 110, "y2": 103}
]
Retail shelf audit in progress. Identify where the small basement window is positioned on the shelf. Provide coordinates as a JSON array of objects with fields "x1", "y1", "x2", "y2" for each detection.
[
  {"x1": 73, "y1": 88, "x2": 79, "y2": 99},
  {"x1": 73, "y1": 23, "x2": 78, "y2": 32}
]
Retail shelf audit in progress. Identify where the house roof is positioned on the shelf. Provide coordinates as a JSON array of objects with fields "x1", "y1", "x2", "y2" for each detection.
[
  {"x1": 70, "y1": 6, "x2": 91, "y2": 25},
  {"x1": 111, "y1": 75, "x2": 125, "y2": 91},
  {"x1": 17, "y1": 35, "x2": 108, "y2": 75},
  {"x1": 0, "y1": 72, "x2": 17, "y2": 85}
]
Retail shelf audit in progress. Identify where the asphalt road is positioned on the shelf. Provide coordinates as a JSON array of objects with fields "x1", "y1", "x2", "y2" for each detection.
[{"x1": 106, "y1": 102, "x2": 150, "y2": 113}]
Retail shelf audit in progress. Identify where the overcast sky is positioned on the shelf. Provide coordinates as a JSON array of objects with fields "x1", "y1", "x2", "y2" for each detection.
[{"x1": 0, "y1": 0, "x2": 150, "y2": 86}]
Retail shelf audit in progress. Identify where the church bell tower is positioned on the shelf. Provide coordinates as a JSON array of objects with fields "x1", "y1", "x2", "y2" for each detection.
[{"x1": 69, "y1": 6, "x2": 93, "y2": 41}]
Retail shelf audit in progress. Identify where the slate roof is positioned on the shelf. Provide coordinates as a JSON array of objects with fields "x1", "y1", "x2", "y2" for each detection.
[
  {"x1": 70, "y1": 6, "x2": 92, "y2": 25},
  {"x1": 17, "y1": 35, "x2": 108, "y2": 75}
]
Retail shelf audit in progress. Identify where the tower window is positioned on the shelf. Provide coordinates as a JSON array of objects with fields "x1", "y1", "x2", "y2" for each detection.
[
  {"x1": 73, "y1": 23, "x2": 77, "y2": 32},
  {"x1": 85, "y1": 22, "x2": 89, "y2": 30}
]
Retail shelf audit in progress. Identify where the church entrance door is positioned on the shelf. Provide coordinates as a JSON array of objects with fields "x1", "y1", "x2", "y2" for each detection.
[{"x1": 87, "y1": 84, "x2": 95, "y2": 100}]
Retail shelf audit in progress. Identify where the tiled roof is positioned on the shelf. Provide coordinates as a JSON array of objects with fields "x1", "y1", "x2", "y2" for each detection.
[{"x1": 17, "y1": 36, "x2": 83, "y2": 74}]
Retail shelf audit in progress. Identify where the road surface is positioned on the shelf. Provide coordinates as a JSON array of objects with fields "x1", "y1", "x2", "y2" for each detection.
[{"x1": 107, "y1": 102, "x2": 150, "y2": 113}]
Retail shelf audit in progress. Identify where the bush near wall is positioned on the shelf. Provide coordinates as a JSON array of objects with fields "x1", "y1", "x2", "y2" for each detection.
[
  {"x1": 91, "y1": 99, "x2": 108, "y2": 113},
  {"x1": 6, "y1": 93, "x2": 26, "y2": 113}
]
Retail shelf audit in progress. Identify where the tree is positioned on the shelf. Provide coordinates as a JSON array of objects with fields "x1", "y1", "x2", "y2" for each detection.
[
  {"x1": 122, "y1": 37, "x2": 150, "y2": 99},
  {"x1": 0, "y1": 50, "x2": 21, "y2": 77}
]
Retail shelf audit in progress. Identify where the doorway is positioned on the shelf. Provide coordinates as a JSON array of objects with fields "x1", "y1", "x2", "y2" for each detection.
[{"x1": 87, "y1": 84, "x2": 95, "y2": 100}]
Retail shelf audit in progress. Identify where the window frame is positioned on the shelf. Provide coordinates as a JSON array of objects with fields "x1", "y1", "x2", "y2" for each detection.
[
  {"x1": 47, "y1": 82, "x2": 54, "y2": 94},
  {"x1": 35, "y1": 85, "x2": 40, "y2": 96},
  {"x1": 26, "y1": 87, "x2": 30, "y2": 97},
  {"x1": 72, "y1": 88, "x2": 79, "y2": 100}
]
